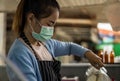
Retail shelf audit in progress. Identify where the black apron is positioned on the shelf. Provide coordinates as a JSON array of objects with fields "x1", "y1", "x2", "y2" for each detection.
[{"x1": 37, "y1": 58, "x2": 61, "y2": 81}]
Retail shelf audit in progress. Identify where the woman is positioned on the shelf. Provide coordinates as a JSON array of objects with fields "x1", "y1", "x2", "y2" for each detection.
[{"x1": 6, "y1": 0, "x2": 103, "y2": 81}]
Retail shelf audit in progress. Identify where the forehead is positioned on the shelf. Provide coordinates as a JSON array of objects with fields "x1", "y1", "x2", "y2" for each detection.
[{"x1": 46, "y1": 9, "x2": 59, "y2": 20}]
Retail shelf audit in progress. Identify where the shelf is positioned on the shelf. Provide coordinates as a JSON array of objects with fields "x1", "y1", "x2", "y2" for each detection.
[{"x1": 61, "y1": 63, "x2": 120, "y2": 67}]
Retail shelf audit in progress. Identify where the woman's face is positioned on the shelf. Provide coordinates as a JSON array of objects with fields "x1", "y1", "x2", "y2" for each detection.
[{"x1": 33, "y1": 9, "x2": 59, "y2": 33}]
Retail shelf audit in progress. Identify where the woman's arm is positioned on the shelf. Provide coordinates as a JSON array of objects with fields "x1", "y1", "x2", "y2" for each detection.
[
  {"x1": 84, "y1": 51, "x2": 104, "y2": 69},
  {"x1": 6, "y1": 48, "x2": 42, "y2": 81},
  {"x1": 46, "y1": 39, "x2": 104, "y2": 69},
  {"x1": 46, "y1": 39, "x2": 89, "y2": 57}
]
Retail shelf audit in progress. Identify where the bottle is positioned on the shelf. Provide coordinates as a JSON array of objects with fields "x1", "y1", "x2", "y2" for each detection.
[
  {"x1": 104, "y1": 51, "x2": 108, "y2": 64},
  {"x1": 110, "y1": 51, "x2": 114, "y2": 64},
  {"x1": 98, "y1": 50, "x2": 103, "y2": 62}
]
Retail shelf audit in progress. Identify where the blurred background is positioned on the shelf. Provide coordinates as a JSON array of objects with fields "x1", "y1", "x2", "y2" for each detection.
[{"x1": 0, "y1": 0, "x2": 120, "y2": 81}]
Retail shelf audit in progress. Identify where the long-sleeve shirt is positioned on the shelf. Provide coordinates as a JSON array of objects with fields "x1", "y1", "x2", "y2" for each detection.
[{"x1": 6, "y1": 38, "x2": 89, "y2": 81}]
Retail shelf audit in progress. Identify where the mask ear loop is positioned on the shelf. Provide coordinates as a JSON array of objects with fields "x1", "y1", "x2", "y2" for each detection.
[
  {"x1": 34, "y1": 18, "x2": 42, "y2": 27},
  {"x1": 29, "y1": 23, "x2": 35, "y2": 32},
  {"x1": 29, "y1": 19, "x2": 45, "y2": 45},
  {"x1": 29, "y1": 16, "x2": 42, "y2": 32}
]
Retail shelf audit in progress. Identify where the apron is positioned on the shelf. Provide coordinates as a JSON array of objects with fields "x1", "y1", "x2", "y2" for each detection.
[
  {"x1": 18, "y1": 37, "x2": 61, "y2": 81},
  {"x1": 37, "y1": 58, "x2": 61, "y2": 81}
]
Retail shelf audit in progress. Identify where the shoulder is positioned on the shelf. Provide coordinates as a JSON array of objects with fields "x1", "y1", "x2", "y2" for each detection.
[
  {"x1": 7, "y1": 39, "x2": 34, "y2": 60},
  {"x1": 6, "y1": 39, "x2": 41, "y2": 81}
]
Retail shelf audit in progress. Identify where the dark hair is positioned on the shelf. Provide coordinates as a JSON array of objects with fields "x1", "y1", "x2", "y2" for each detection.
[{"x1": 12, "y1": 0, "x2": 60, "y2": 36}]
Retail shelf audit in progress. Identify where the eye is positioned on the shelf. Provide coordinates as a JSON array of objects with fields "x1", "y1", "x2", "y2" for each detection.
[
  {"x1": 47, "y1": 22, "x2": 54, "y2": 26},
  {"x1": 49, "y1": 20, "x2": 55, "y2": 26},
  {"x1": 47, "y1": 23, "x2": 51, "y2": 26}
]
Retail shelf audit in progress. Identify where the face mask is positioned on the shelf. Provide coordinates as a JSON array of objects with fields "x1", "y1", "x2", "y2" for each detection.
[
  {"x1": 32, "y1": 26, "x2": 54, "y2": 42},
  {"x1": 30, "y1": 20, "x2": 54, "y2": 42}
]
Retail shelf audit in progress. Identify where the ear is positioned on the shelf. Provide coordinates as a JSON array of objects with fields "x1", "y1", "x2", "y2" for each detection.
[{"x1": 26, "y1": 13, "x2": 35, "y2": 24}]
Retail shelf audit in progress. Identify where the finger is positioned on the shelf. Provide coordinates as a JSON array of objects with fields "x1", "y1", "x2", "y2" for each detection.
[
  {"x1": 92, "y1": 60, "x2": 104, "y2": 69},
  {"x1": 97, "y1": 58, "x2": 104, "y2": 67},
  {"x1": 90, "y1": 62, "x2": 99, "y2": 69},
  {"x1": 92, "y1": 63, "x2": 100, "y2": 69}
]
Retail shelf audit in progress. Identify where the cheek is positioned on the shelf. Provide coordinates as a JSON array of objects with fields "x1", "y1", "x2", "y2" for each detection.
[
  {"x1": 40, "y1": 20, "x2": 49, "y2": 26},
  {"x1": 34, "y1": 24, "x2": 41, "y2": 33}
]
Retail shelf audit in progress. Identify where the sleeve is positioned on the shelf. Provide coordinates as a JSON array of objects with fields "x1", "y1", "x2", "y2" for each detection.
[
  {"x1": 6, "y1": 48, "x2": 41, "y2": 81},
  {"x1": 46, "y1": 39, "x2": 89, "y2": 57}
]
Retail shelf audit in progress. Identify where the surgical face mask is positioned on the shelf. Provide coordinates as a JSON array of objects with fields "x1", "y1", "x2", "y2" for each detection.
[{"x1": 30, "y1": 19, "x2": 54, "y2": 42}]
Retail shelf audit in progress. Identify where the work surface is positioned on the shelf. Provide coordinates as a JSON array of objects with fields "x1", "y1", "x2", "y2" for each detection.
[
  {"x1": 61, "y1": 63, "x2": 120, "y2": 81},
  {"x1": 0, "y1": 63, "x2": 120, "y2": 81}
]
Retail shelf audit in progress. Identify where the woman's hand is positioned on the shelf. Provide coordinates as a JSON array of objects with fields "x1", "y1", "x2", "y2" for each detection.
[{"x1": 84, "y1": 51, "x2": 104, "y2": 69}]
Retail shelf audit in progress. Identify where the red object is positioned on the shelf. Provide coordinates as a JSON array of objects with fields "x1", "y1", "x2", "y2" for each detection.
[{"x1": 111, "y1": 77, "x2": 115, "y2": 81}]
